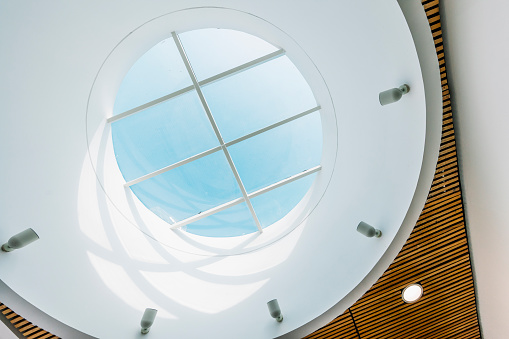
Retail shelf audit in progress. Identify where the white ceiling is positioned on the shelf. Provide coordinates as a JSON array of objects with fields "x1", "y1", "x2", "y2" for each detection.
[
  {"x1": 0, "y1": 322, "x2": 17, "y2": 339},
  {"x1": 0, "y1": 0, "x2": 445, "y2": 338},
  {"x1": 441, "y1": 1, "x2": 509, "y2": 338}
]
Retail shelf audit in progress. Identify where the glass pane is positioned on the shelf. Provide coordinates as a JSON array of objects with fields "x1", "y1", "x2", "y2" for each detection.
[
  {"x1": 112, "y1": 90, "x2": 219, "y2": 182},
  {"x1": 110, "y1": 29, "x2": 323, "y2": 237},
  {"x1": 130, "y1": 151, "x2": 242, "y2": 224},
  {"x1": 228, "y1": 112, "x2": 322, "y2": 193},
  {"x1": 183, "y1": 202, "x2": 258, "y2": 237},
  {"x1": 202, "y1": 56, "x2": 317, "y2": 142},
  {"x1": 113, "y1": 38, "x2": 192, "y2": 115},
  {"x1": 179, "y1": 28, "x2": 278, "y2": 81},
  {"x1": 250, "y1": 173, "x2": 317, "y2": 228}
]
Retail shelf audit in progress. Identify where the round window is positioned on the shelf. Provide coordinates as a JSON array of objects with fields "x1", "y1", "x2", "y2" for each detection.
[{"x1": 110, "y1": 29, "x2": 322, "y2": 237}]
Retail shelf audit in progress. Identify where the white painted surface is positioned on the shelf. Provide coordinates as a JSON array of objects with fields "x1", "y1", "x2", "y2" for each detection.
[
  {"x1": 441, "y1": 1, "x2": 509, "y2": 338},
  {"x1": 0, "y1": 280, "x2": 92, "y2": 338},
  {"x1": 0, "y1": 322, "x2": 17, "y2": 339},
  {"x1": 0, "y1": 1, "x2": 440, "y2": 338}
]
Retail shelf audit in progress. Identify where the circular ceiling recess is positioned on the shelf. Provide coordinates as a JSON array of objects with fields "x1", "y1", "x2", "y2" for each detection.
[
  {"x1": 76, "y1": 4, "x2": 443, "y2": 338},
  {"x1": 111, "y1": 29, "x2": 322, "y2": 238}
]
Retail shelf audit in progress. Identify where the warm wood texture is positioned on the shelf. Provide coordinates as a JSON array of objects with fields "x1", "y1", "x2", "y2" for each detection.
[
  {"x1": 305, "y1": 1, "x2": 481, "y2": 338},
  {"x1": 0, "y1": 302, "x2": 59, "y2": 339}
]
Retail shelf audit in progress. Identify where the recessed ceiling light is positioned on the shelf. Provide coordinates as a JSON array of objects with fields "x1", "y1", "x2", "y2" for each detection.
[{"x1": 402, "y1": 283, "x2": 423, "y2": 303}]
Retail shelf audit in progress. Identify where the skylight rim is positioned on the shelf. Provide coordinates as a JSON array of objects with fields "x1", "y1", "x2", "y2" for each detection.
[
  {"x1": 109, "y1": 30, "x2": 324, "y2": 236},
  {"x1": 86, "y1": 6, "x2": 338, "y2": 255},
  {"x1": 114, "y1": 28, "x2": 326, "y2": 238}
]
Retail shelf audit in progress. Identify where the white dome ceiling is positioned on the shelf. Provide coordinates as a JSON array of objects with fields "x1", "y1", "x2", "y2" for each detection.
[{"x1": 0, "y1": 0, "x2": 441, "y2": 338}]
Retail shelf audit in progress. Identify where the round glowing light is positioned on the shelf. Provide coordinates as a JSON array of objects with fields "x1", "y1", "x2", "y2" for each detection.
[{"x1": 402, "y1": 283, "x2": 423, "y2": 303}]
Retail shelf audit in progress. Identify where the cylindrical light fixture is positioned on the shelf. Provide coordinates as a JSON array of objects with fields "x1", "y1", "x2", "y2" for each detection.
[
  {"x1": 1, "y1": 228, "x2": 39, "y2": 252},
  {"x1": 267, "y1": 299, "x2": 283, "y2": 322},
  {"x1": 379, "y1": 84, "x2": 410, "y2": 106},
  {"x1": 357, "y1": 221, "x2": 382, "y2": 238},
  {"x1": 140, "y1": 308, "x2": 157, "y2": 334}
]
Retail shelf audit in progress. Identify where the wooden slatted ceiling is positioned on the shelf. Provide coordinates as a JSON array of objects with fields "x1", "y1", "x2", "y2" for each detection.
[
  {"x1": 305, "y1": 0, "x2": 481, "y2": 338},
  {"x1": 0, "y1": 303, "x2": 59, "y2": 339},
  {"x1": 0, "y1": 1, "x2": 481, "y2": 339}
]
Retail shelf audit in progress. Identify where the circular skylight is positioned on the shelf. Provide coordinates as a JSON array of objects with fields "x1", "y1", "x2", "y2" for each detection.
[
  {"x1": 402, "y1": 284, "x2": 423, "y2": 303},
  {"x1": 110, "y1": 29, "x2": 322, "y2": 237}
]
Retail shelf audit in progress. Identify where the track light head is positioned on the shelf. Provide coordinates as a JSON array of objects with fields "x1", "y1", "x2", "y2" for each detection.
[
  {"x1": 1, "y1": 228, "x2": 39, "y2": 252},
  {"x1": 357, "y1": 221, "x2": 382, "y2": 238},
  {"x1": 140, "y1": 308, "x2": 157, "y2": 334},
  {"x1": 267, "y1": 299, "x2": 283, "y2": 322},
  {"x1": 379, "y1": 84, "x2": 410, "y2": 106}
]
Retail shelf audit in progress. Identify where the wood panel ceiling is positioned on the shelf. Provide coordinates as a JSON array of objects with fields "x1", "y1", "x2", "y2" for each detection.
[
  {"x1": 305, "y1": 0, "x2": 481, "y2": 338},
  {"x1": 0, "y1": 303, "x2": 59, "y2": 339},
  {"x1": 0, "y1": 1, "x2": 481, "y2": 338}
]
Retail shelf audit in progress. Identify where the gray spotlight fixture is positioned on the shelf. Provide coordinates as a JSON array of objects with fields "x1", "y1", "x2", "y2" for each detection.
[
  {"x1": 140, "y1": 308, "x2": 157, "y2": 334},
  {"x1": 379, "y1": 84, "x2": 410, "y2": 106},
  {"x1": 1, "y1": 228, "x2": 39, "y2": 252},
  {"x1": 357, "y1": 221, "x2": 382, "y2": 238},
  {"x1": 267, "y1": 299, "x2": 283, "y2": 322}
]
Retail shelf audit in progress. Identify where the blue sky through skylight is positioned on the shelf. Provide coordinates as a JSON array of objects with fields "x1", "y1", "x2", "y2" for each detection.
[
  {"x1": 130, "y1": 151, "x2": 242, "y2": 223},
  {"x1": 202, "y1": 56, "x2": 317, "y2": 142},
  {"x1": 111, "y1": 29, "x2": 322, "y2": 237},
  {"x1": 178, "y1": 28, "x2": 279, "y2": 81},
  {"x1": 112, "y1": 90, "x2": 219, "y2": 182},
  {"x1": 113, "y1": 39, "x2": 191, "y2": 115}
]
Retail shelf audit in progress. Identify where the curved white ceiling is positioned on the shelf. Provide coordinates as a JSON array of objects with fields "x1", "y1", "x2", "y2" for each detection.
[
  {"x1": 0, "y1": 0, "x2": 441, "y2": 338},
  {"x1": 441, "y1": 1, "x2": 509, "y2": 338}
]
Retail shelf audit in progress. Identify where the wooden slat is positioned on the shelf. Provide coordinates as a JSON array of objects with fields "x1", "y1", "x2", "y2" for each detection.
[
  {"x1": 23, "y1": 326, "x2": 43, "y2": 336},
  {"x1": 0, "y1": 303, "x2": 60, "y2": 339},
  {"x1": 28, "y1": 332, "x2": 50, "y2": 339},
  {"x1": 353, "y1": 260, "x2": 473, "y2": 317},
  {"x1": 11, "y1": 316, "x2": 24, "y2": 324},
  {"x1": 306, "y1": 1, "x2": 481, "y2": 338},
  {"x1": 36, "y1": 334, "x2": 56, "y2": 339},
  {"x1": 305, "y1": 312, "x2": 358, "y2": 339},
  {"x1": 14, "y1": 319, "x2": 30, "y2": 328},
  {"x1": 19, "y1": 324, "x2": 36, "y2": 333},
  {"x1": 5, "y1": 311, "x2": 18, "y2": 319}
]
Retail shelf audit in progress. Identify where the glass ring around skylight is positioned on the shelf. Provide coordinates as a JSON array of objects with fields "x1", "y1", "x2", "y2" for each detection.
[{"x1": 110, "y1": 28, "x2": 323, "y2": 237}]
